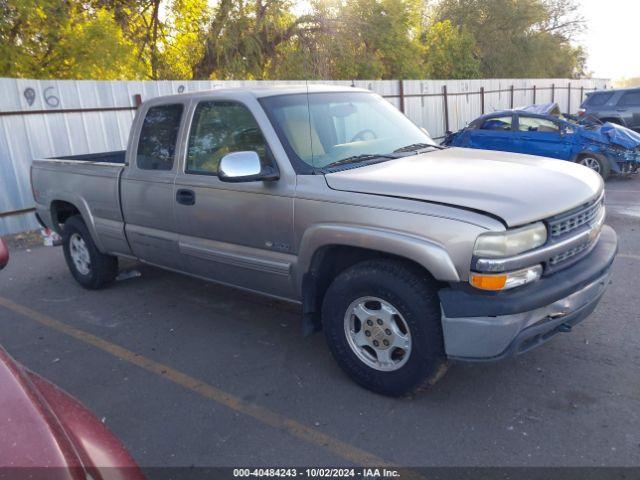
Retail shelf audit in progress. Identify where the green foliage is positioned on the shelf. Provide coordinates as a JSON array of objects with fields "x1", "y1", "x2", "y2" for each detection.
[
  {"x1": 0, "y1": 0, "x2": 587, "y2": 80},
  {"x1": 434, "y1": 0, "x2": 586, "y2": 78},
  {"x1": 422, "y1": 20, "x2": 480, "y2": 79},
  {"x1": 334, "y1": 0, "x2": 426, "y2": 79},
  {"x1": 192, "y1": 0, "x2": 307, "y2": 79},
  {"x1": 159, "y1": 0, "x2": 210, "y2": 79},
  {"x1": 0, "y1": 0, "x2": 143, "y2": 79}
]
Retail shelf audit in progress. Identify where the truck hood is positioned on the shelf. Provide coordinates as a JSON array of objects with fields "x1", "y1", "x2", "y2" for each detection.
[{"x1": 324, "y1": 147, "x2": 603, "y2": 227}]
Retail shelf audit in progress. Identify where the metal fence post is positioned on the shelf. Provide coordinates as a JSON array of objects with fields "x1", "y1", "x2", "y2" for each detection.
[
  {"x1": 133, "y1": 94, "x2": 143, "y2": 107},
  {"x1": 442, "y1": 85, "x2": 449, "y2": 133},
  {"x1": 533, "y1": 85, "x2": 536, "y2": 104},
  {"x1": 567, "y1": 83, "x2": 571, "y2": 113},
  {"x1": 580, "y1": 86, "x2": 584, "y2": 104},
  {"x1": 480, "y1": 86, "x2": 485, "y2": 114},
  {"x1": 398, "y1": 79, "x2": 405, "y2": 113},
  {"x1": 510, "y1": 85, "x2": 514, "y2": 109},
  {"x1": 551, "y1": 83, "x2": 555, "y2": 102}
]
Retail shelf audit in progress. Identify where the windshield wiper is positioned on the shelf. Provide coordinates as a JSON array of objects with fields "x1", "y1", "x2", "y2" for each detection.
[
  {"x1": 322, "y1": 153, "x2": 397, "y2": 170},
  {"x1": 393, "y1": 143, "x2": 444, "y2": 153}
]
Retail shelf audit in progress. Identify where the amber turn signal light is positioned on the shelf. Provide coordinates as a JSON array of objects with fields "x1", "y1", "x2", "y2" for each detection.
[{"x1": 470, "y1": 273, "x2": 507, "y2": 291}]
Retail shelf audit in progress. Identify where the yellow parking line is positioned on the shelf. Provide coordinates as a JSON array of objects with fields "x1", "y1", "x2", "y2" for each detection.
[{"x1": 0, "y1": 296, "x2": 390, "y2": 468}]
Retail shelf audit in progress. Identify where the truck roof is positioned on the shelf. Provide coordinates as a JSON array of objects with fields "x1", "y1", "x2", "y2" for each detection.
[{"x1": 144, "y1": 84, "x2": 372, "y2": 105}]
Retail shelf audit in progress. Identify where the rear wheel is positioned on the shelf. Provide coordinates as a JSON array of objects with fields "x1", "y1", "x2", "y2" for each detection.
[
  {"x1": 577, "y1": 154, "x2": 610, "y2": 180},
  {"x1": 62, "y1": 216, "x2": 118, "y2": 289},
  {"x1": 322, "y1": 259, "x2": 448, "y2": 396}
]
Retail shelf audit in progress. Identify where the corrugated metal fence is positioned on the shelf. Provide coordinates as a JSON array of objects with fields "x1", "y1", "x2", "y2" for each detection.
[{"x1": 0, "y1": 77, "x2": 608, "y2": 235}]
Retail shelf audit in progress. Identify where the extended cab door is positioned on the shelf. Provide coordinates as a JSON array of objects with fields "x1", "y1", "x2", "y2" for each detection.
[
  {"x1": 513, "y1": 114, "x2": 573, "y2": 160},
  {"x1": 173, "y1": 97, "x2": 296, "y2": 300},
  {"x1": 467, "y1": 114, "x2": 517, "y2": 152},
  {"x1": 120, "y1": 101, "x2": 187, "y2": 270}
]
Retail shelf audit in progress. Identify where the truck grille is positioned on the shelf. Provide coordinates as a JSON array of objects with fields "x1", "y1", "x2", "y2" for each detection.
[
  {"x1": 549, "y1": 241, "x2": 592, "y2": 266},
  {"x1": 548, "y1": 196, "x2": 604, "y2": 238},
  {"x1": 544, "y1": 194, "x2": 605, "y2": 271}
]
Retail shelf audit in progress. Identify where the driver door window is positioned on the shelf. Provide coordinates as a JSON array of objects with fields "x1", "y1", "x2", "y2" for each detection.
[{"x1": 186, "y1": 101, "x2": 269, "y2": 175}]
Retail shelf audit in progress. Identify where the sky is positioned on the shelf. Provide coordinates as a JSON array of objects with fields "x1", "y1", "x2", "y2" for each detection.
[{"x1": 579, "y1": 0, "x2": 640, "y2": 80}]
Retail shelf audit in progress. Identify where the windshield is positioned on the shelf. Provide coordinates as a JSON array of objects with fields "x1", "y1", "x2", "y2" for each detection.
[{"x1": 259, "y1": 92, "x2": 436, "y2": 171}]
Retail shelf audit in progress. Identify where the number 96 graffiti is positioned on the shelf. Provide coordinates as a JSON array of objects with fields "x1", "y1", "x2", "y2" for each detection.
[{"x1": 23, "y1": 86, "x2": 61, "y2": 108}]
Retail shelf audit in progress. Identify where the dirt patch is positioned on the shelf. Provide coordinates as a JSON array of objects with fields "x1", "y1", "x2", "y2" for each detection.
[{"x1": 2, "y1": 229, "x2": 44, "y2": 249}]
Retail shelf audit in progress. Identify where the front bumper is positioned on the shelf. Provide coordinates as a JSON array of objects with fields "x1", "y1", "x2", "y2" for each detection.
[{"x1": 439, "y1": 225, "x2": 617, "y2": 360}]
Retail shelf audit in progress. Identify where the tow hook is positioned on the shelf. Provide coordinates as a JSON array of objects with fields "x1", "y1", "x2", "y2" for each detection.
[{"x1": 558, "y1": 323, "x2": 572, "y2": 333}]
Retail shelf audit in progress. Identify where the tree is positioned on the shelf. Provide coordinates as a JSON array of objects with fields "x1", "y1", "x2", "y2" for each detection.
[
  {"x1": 158, "y1": 0, "x2": 211, "y2": 79},
  {"x1": 326, "y1": 0, "x2": 426, "y2": 79},
  {"x1": 0, "y1": 0, "x2": 143, "y2": 79},
  {"x1": 0, "y1": 0, "x2": 591, "y2": 81},
  {"x1": 422, "y1": 20, "x2": 480, "y2": 79},
  {"x1": 192, "y1": 0, "x2": 321, "y2": 80},
  {"x1": 434, "y1": 0, "x2": 585, "y2": 78}
]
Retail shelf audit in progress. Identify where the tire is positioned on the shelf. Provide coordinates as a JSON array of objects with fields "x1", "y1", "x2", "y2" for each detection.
[
  {"x1": 577, "y1": 154, "x2": 610, "y2": 180},
  {"x1": 321, "y1": 259, "x2": 448, "y2": 397},
  {"x1": 62, "y1": 215, "x2": 118, "y2": 289}
]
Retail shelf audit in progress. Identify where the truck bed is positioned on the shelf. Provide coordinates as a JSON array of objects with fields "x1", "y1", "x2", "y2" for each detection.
[{"x1": 32, "y1": 150, "x2": 129, "y2": 255}]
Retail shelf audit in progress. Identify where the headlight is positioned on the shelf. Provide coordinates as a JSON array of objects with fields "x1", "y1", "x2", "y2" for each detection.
[
  {"x1": 474, "y1": 222, "x2": 547, "y2": 258},
  {"x1": 470, "y1": 265, "x2": 543, "y2": 291}
]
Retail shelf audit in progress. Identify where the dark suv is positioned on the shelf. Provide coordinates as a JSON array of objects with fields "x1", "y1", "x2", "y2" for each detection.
[{"x1": 579, "y1": 88, "x2": 640, "y2": 132}]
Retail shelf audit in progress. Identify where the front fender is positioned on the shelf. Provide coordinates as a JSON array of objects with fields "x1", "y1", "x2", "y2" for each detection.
[{"x1": 295, "y1": 223, "x2": 460, "y2": 294}]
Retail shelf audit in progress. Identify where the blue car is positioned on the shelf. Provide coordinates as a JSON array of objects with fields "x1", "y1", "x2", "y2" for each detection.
[{"x1": 443, "y1": 102, "x2": 640, "y2": 179}]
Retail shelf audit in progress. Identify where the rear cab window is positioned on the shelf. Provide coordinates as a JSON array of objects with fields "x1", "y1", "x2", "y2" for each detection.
[{"x1": 136, "y1": 104, "x2": 184, "y2": 171}]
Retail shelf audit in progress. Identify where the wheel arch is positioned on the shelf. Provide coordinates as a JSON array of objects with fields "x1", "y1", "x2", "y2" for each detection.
[
  {"x1": 574, "y1": 150, "x2": 619, "y2": 174},
  {"x1": 49, "y1": 196, "x2": 105, "y2": 252},
  {"x1": 296, "y1": 224, "x2": 459, "y2": 334}
]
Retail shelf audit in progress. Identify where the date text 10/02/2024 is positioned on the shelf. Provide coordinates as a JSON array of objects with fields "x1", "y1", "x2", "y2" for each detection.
[{"x1": 232, "y1": 468, "x2": 401, "y2": 478}]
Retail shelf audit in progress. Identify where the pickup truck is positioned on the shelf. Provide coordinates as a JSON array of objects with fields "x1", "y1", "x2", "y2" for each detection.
[{"x1": 31, "y1": 85, "x2": 618, "y2": 396}]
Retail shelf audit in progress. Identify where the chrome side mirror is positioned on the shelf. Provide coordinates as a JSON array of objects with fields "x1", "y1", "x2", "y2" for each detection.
[{"x1": 218, "y1": 151, "x2": 278, "y2": 183}]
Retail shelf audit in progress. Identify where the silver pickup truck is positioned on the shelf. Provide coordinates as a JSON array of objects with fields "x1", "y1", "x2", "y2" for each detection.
[{"x1": 32, "y1": 85, "x2": 617, "y2": 396}]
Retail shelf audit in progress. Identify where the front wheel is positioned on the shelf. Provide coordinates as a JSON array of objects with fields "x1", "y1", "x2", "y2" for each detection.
[
  {"x1": 577, "y1": 154, "x2": 610, "y2": 180},
  {"x1": 321, "y1": 259, "x2": 448, "y2": 396},
  {"x1": 62, "y1": 216, "x2": 118, "y2": 289}
]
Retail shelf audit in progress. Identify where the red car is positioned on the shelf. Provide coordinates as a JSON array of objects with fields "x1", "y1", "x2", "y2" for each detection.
[
  {"x1": 0, "y1": 237, "x2": 8, "y2": 269},
  {"x1": 0, "y1": 346, "x2": 145, "y2": 479}
]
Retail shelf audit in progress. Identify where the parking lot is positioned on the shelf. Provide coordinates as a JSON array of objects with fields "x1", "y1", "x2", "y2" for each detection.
[{"x1": 0, "y1": 177, "x2": 639, "y2": 469}]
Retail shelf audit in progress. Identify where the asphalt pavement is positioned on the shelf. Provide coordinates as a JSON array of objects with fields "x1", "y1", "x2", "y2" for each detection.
[{"x1": 0, "y1": 177, "x2": 639, "y2": 469}]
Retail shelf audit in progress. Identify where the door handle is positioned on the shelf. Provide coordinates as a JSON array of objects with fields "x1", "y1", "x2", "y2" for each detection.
[{"x1": 176, "y1": 189, "x2": 196, "y2": 206}]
